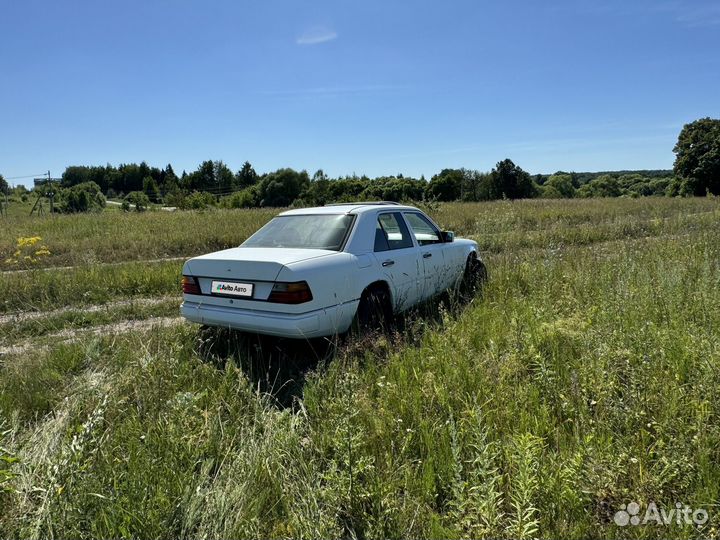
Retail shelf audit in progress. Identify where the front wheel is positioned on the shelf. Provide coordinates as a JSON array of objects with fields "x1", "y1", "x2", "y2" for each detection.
[{"x1": 460, "y1": 255, "x2": 487, "y2": 299}]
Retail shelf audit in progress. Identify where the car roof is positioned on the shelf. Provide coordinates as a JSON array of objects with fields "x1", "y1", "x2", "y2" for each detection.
[{"x1": 279, "y1": 202, "x2": 420, "y2": 216}]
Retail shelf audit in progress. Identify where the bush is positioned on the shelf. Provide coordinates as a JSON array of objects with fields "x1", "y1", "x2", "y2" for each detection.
[
  {"x1": 124, "y1": 191, "x2": 151, "y2": 212},
  {"x1": 164, "y1": 189, "x2": 186, "y2": 208},
  {"x1": 222, "y1": 188, "x2": 259, "y2": 209},
  {"x1": 179, "y1": 191, "x2": 216, "y2": 210},
  {"x1": 56, "y1": 182, "x2": 106, "y2": 213},
  {"x1": 540, "y1": 185, "x2": 563, "y2": 199}
]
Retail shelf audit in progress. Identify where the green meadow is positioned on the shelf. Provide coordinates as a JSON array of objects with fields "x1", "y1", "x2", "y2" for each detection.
[{"x1": 1, "y1": 197, "x2": 719, "y2": 539}]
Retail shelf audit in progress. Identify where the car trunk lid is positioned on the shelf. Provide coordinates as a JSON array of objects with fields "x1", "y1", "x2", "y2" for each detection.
[
  {"x1": 184, "y1": 247, "x2": 335, "y2": 282},
  {"x1": 182, "y1": 247, "x2": 335, "y2": 314}
]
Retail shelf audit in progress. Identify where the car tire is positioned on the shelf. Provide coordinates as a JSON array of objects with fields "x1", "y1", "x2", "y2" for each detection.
[
  {"x1": 460, "y1": 254, "x2": 487, "y2": 299},
  {"x1": 354, "y1": 285, "x2": 392, "y2": 332}
]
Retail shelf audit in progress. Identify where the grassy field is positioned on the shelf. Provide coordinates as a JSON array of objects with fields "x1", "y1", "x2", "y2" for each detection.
[{"x1": 1, "y1": 197, "x2": 719, "y2": 539}]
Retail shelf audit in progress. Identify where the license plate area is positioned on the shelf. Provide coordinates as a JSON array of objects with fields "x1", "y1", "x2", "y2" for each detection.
[{"x1": 211, "y1": 280, "x2": 254, "y2": 298}]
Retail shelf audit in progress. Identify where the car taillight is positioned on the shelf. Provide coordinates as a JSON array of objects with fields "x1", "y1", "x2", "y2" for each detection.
[
  {"x1": 267, "y1": 281, "x2": 313, "y2": 304},
  {"x1": 182, "y1": 275, "x2": 201, "y2": 295}
]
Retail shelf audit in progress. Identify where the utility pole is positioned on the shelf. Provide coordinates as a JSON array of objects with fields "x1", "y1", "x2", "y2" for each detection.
[
  {"x1": 30, "y1": 171, "x2": 57, "y2": 216},
  {"x1": 30, "y1": 193, "x2": 45, "y2": 216},
  {"x1": 47, "y1": 171, "x2": 55, "y2": 214}
]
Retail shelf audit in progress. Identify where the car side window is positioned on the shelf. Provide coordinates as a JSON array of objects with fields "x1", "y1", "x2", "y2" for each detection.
[
  {"x1": 404, "y1": 212, "x2": 443, "y2": 246},
  {"x1": 374, "y1": 222, "x2": 390, "y2": 252},
  {"x1": 377, "y1": 212, "x2": 414, "y2": 250}
]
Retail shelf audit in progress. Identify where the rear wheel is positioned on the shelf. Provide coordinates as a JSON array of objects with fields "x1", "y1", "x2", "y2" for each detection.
[{"x1": 354, "y1": 285, "x2": 392, "y2": 333}]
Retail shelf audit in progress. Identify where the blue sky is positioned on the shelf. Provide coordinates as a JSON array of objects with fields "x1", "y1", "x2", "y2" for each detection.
[{"x1": 2, "y1": 0, "x2": 719, "y2": 185}]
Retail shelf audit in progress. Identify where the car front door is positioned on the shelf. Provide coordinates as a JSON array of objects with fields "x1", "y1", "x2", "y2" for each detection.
[
  {"x1": 402, "y1": 211, "x2": 449, "y2": 300},
  {"x1": 373, "y1": 212, "x2": 422, "y2": 311}
]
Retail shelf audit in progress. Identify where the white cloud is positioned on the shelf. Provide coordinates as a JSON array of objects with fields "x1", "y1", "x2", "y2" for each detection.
[
  {"x1": 296, "y1": 26, "x2": 338, "y2": 45},
  {"x1": 674, "y1": 5, "x2": 720, "y2": 27}
]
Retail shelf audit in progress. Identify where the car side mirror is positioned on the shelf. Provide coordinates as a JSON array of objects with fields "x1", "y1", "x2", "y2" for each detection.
[{"x1": 441, "y1": 230, "x2": 454, "y2": 243}]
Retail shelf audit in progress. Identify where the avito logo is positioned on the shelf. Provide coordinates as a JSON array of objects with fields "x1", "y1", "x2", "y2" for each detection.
[{"x1": 614, "y1": 501, "x2": 708, "y2": 527}]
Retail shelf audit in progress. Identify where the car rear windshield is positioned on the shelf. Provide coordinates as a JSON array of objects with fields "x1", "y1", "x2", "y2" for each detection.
[{"x1": 241, "y1": 214, "x2": 355, "y2": 251}]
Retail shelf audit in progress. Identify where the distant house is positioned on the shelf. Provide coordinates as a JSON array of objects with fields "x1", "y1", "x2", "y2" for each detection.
[{"x1": 33, "y1": 177, "x2": 61, "y2": 187}]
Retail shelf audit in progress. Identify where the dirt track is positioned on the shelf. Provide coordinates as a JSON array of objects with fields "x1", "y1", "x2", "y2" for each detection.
[
  {"x1": 0, "y1": 256, "x2": 186, "y2": 275},
  {"x1": 0, "y1": 296, "x2": 181, "y2": 325},
  {"x1": 0, "y1": 316, "x2": 185, "y2": 357}
]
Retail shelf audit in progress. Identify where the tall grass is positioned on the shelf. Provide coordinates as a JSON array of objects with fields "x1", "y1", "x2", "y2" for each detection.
[
  {"x1": 3, "y1": 198, "x2": 717, "y2": 316},
  {"x1": 0, "y1": 261, "x2": 182, "y2": 314},
  {"x1": 1, "y1": 198, "x2": 719, "y2": 539},
  {"x1": 2, "y1": 198, "x2": 717, "y2": 270},
  {"x1": 0, "y1": 208, "x2": 278, "y2": 271}
]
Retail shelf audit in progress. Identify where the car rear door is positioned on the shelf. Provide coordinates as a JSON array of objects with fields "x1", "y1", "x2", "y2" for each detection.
[
  {"x1": 373, "y1": 212, "x2": 422, "y2": 311},
  {"x1": 402, "y1": 211, "x2": 450, "y2": 300}
]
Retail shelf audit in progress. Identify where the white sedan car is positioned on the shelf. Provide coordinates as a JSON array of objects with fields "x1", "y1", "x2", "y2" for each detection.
[{"x1": 180, "y1": 202, "x2": 485, "y2": 338}]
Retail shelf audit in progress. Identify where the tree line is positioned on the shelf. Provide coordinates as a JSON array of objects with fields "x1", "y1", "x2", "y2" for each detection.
[{"x1": 1, "y1": 117, "x2": 718, "y2": 213}]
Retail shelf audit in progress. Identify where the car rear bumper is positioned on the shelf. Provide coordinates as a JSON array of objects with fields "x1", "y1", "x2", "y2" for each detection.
[{"x1": 180, "y1": 299, "x2": 359, "y2": 338}]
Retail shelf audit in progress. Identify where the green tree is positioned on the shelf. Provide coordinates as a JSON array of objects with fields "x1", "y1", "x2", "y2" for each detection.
[
  {"x1": 184, "y1": 160, "x2": 234, "y2": 195},
  {"x1": 236, "y1": 161, "x2": 258, "y2": 188},
  {"x1": 115, "y1": 164, "x2": 145, "y2": 194},
  {"x1": 214, "y1": 161, "x2": 234, "y2": 196},
  {"x1": 259, "y1": 168, "x2": 310, "y2": 207},
  {"x1": 61, "y1": 166, "x2": 90, "y2": 188},
  {"x1": 361, "y1": 176, "x2": 425, "y2": 202},
  {"x1": 460, "y1": 169, "x2": 491, "y2": 201},
  {"x1": 160, "y1": 164, "x2": 179, "y2": 195},
  {"x1": 576, "y1": 175, "x2": 621, "y2": 198},
  {"x1": 673, "y1": 117, "x2": 720, "y2": 196},
  {"x1": 544, "y1": 174, "x2": 575, "y2": 198},
  {"x1": 142, "y1": 176, "x2": 161, "y2": 203},
  {"x1": 301, "y1": 169, "x2": 331, "y2": 205},
  {"x1": 61, "y1": 165, "x2": 114, "y2": 193},
  {"x1": 491, "y1": 159, "x2": 537, "y2": 199},
  {"x1": 0, "y1": 174, "x2": 8, "y2": 194},
  {"x1": 426, "y1": 169, "x2": 463, "y2": 201},
  {"x1": 124, "y1": 191, "x2": 151, "y2": 212},
  {"x1": 184, "y1": 161, "x2": 215, "y2": 192},
  {"x1": 540, "y1": 185, "x2": 563, "y2": 199}
]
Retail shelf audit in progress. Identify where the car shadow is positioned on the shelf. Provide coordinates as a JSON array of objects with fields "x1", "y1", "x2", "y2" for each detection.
[
  {"x1": 194, "y1": 287, "x2": 484, "y2": 409},
  {"x1": 195, "y1": 327, "x2": 339, "y2": 409}
]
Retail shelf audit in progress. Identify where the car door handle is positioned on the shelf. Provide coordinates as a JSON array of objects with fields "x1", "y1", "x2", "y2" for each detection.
[
  {"x1": 423, "y1": 252, "x2": 432, "y2": 259},
  {"x1": 382, "y1": 260, "x2": 395, "y2": 267}
]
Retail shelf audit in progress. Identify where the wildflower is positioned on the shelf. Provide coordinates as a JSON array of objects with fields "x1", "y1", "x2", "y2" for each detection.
[
  {"x1": 17, "y1": 236, "x2": 41, "y2": 248},
  {"x1": 8, "y1": 236, "x2": 50, "y2": 265}
]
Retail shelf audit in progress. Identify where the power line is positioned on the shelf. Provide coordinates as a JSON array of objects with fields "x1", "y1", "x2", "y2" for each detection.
[{"x1": 4, "y1": 173, "x2": 47, "y2": 180}]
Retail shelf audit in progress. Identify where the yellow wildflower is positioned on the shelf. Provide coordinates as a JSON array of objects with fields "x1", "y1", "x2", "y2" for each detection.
[{"x1": 17, "y1": 236, "x2": 42, "y2": 248}]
